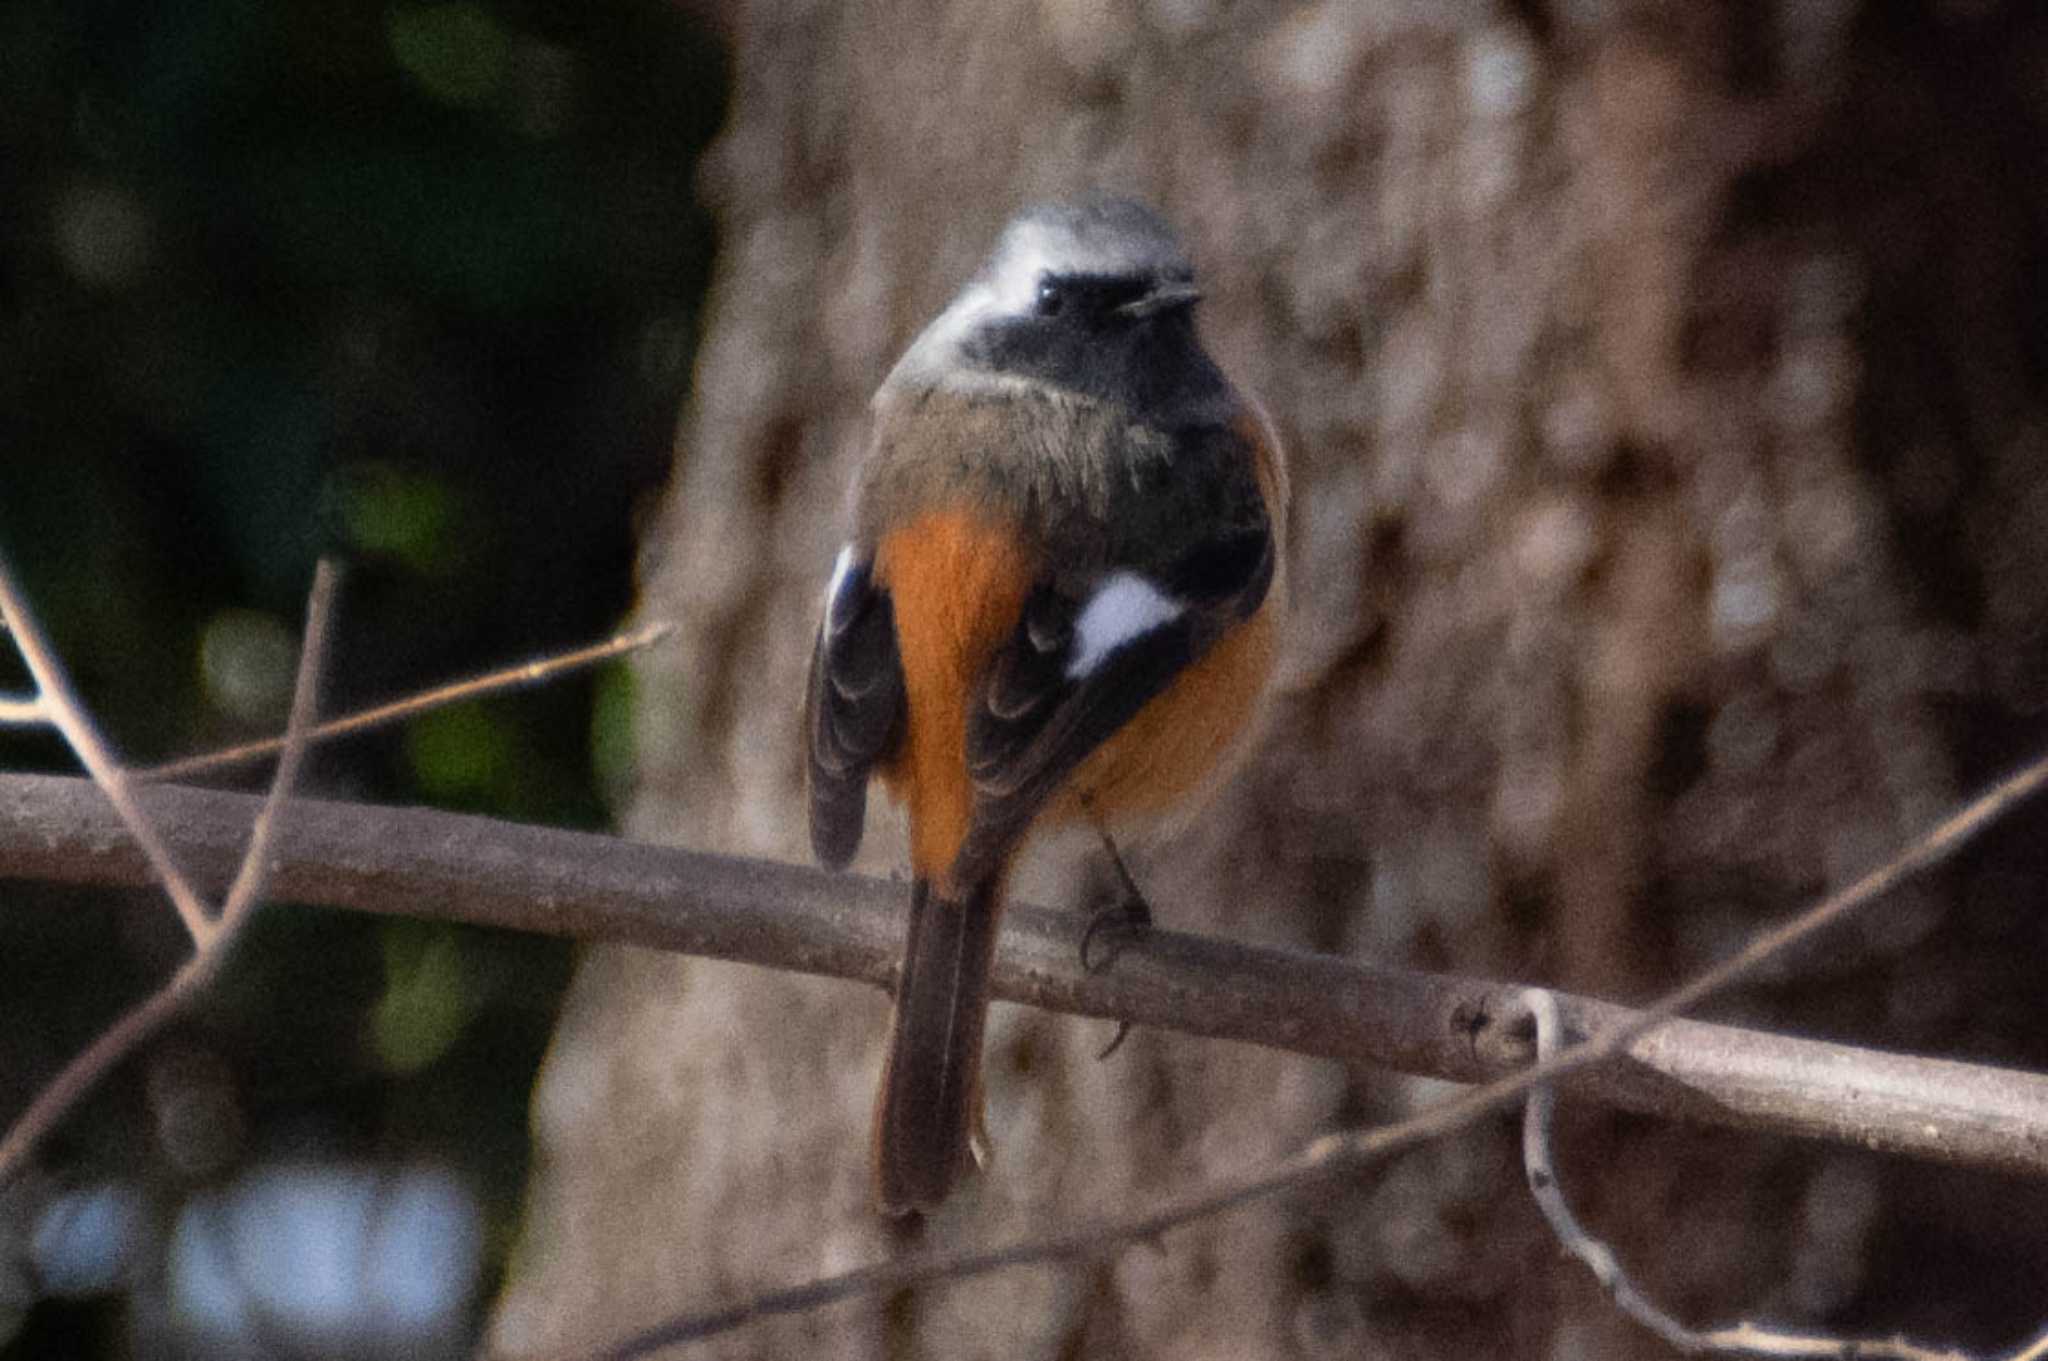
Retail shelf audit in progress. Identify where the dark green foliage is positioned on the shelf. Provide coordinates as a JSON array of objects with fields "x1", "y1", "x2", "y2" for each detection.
[{"x1": 0, "y1": 3, "x2": 725, "y2": 1354}]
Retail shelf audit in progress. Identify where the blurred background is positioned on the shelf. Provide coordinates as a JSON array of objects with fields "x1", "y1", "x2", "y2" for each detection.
[
  {"x1": 10, "y1": 2, "x2": 2048, "y2": 1360},
  {"x1": 0, "y1": 1, "x2": 724, "y2": 1355}
]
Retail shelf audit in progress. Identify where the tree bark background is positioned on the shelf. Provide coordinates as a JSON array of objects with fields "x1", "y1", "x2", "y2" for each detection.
[{"x1": 492, "y1": 3, "x2": 2048, "y2": 1358}]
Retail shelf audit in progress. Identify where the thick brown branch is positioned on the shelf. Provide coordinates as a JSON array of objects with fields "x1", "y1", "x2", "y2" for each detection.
[{"x1": 3, "y1": 770, "x2": 2045, "y2": 1179}]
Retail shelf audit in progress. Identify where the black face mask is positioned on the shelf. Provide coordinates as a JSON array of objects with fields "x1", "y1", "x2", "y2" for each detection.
[{"x1": 969, "y1": 291, "x2": 1223, "y2": 419}]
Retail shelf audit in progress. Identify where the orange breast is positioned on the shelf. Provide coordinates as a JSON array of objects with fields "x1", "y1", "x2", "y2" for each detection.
[{"x1": 874, "y1": 510, "x2": 1034, "y2": 889}]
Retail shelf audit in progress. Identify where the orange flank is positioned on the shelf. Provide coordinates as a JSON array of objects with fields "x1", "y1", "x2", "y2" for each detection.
[
  {"x1": 1054, "y1": 594, "x2": 1276, "y2": 832},
  {"x1": 875, "y1": 510, "x2": 1034, "y2": 890}
]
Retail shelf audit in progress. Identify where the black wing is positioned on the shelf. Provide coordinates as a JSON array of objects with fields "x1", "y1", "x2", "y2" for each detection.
[
  {"x1": 953, "y1": 520, "x2": 1273, "y2": 885},
  {"x1": 806, "y1": 552, "x2": 906, "y2": 870}
]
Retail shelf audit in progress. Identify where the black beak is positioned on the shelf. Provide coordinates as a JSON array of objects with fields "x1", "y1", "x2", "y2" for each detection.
[{"x1": 1117, "y1": 280, "x2": 1202, "y2": 319}]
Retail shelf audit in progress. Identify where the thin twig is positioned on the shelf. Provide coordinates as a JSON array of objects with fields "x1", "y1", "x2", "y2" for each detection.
[
  {"x1": 1696, "y1": 1327, "x2": 1974, "y2": 1360},
  {"x1": 546, "y1": 1123, "x2": 1404, "y2": 1361},
  {"x1": 1593, "y1": 753, "x2": 2048, "y2": 1057},
  {"x1": 0, "y1": 561, "x2": 336, "y2": 1187},
  {"x1": 521, "y1": 750, "x2": 2048, "y2": 1359},
  {"x1": 2009, "y1": 1330, "x2": 2048, "y2": 1361},
  {"x1": 1522, "y1": 986, "x2": 1982, "y2": 1361},
  {"x1": 1523, "y1": 989, "x2": 1706, "y2": 1353},
  {"x1": 1489, "y1": 750, "x2": 2048, "y2": 1164},
  {"x1": 0, "y1": 695, "x2": 45, "y2": 724},
  {"x1": 137, "y1": 618, "x2": 673, "y2": 783},
  {"x1": 211, "y1": 562, "x2": 335, "y2": 938},
  {"x1": 0, "y1": 550, "x2": 216, "y2": 943},
  {"x1": 0, "y1": 954, "x2": 217, "y2": 1188}
]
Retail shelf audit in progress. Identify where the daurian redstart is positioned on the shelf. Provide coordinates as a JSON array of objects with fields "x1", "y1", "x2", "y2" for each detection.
[{"x1": 805, "y1": 195, "x2": 1289, "y2": 1214}]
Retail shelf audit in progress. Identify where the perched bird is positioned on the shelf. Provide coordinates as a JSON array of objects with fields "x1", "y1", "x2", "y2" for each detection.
[{"x1": 805, "y1": 195, "x2": 1289, "y2": 1214}]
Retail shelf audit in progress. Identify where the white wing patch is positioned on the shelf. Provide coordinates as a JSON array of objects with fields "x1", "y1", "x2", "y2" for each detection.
[
  {"x1": 823, "y1": 544, "x2": 856, "y2": 616},
  {"x1": 1066, "y1": 572, "x2": 1184, "y2": 679}
]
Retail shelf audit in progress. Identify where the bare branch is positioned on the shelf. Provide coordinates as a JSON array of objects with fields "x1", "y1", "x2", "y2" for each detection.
[
  {"x1": 137, "y1": 618, "x2": 674, "y2": 783},
  {"x1": 0, "y1": 695, "x2": 45, "y2": 724},
  {"x1": 2, "y1": 595, "x2": 2045, "y2": 1349},
  {"x1": 212, "y1": 560, "x2": 335, "y2": 939},
  {"x1": 0, "y1": 550, "x2": 216, "y2": 943},
  {"x1": 0, "y1": 562, "x2": 335, "y2": 1185},
  {"x1": 1523, "y1": 991, "x2": 1705, "y2": 1354},
  {"x1": 1597, "y1": 751, "x2": 2048, "y2": 1057},
  {"x1": 479, "y1": 750, "x2": 2048, "y2": 1359},
  {"x1": 0, "y1": 596, "x2": 667, "y2": 1163},
  {"x1": 4, "y1": 755, "x2": 2048, "y2": 1184},
  {"x1": 542, "y1": 1129, "x2": 1381, "y2": 1361},
  {"x1": 1522, "y1": 986, "x2": 1982, "y2": 1361},
  {"x1": 0, "y1": 954, "x2": 217, "y2": 1190},
  {"x1": 2011, "y1": 1331, "x2": 2048, "y2": 1361}
]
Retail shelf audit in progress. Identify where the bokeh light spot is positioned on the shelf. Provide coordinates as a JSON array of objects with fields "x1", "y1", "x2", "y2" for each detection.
[
  {"x1": 337, "y1": 463, "x2": 456, "y2": 574},
  {"x1": 170, "y1": 1163, "x2": 482, "y2": 1352},
  {"x1": 405, "y1": 702, "x2": 510, "y2": 801},
  {"x1": 388, "y1": 2, "x2": 510, "y2": 108},
  {"x1": 372, "y1": 925, "x2": 472, "y2": 1074},
  {"x1": 32, "y1": 1184, "x2": 148, "y2": 1297},
  {"x1": 199, "y1": 609, "x2": 297, "y2": 724},
  {"x1": 590, "y1": 660, "x2": 638, "y2": 803},
  {"x1": 52, "y1": 179, "x2": 153, "y2": 289}
]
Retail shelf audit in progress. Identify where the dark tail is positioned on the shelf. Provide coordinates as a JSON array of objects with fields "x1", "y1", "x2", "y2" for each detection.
[{"x1": 873, "y1": 875, "x2": 1003, "y2": 1215}]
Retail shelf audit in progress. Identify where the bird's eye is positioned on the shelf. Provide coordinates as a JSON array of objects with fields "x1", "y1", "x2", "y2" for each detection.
[{"x1": 1034, "y1": 277, "x2": 1067, "y2": 317}]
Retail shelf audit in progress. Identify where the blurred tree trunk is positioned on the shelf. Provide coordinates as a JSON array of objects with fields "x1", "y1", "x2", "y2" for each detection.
[{"x1": 492, "y1": 3, "x2": 2048, "y2": 1357}]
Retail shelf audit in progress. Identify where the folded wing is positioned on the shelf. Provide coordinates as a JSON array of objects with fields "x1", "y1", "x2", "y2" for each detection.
[
  {"x1": 806, "y1": 548, "x2": 907, "y2": 870},
  {"x1": 955, "y1": 518, "x2": 1273, "y2": 884}
]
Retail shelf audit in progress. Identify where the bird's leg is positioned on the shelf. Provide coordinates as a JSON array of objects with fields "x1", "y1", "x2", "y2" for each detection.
[
  {"x1": 1078, "y1": 808, "x2": 1154, "y2": 1059},
  {"x1": 1083, "y1": 823, "x2": 1154, "y2": 956}
]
